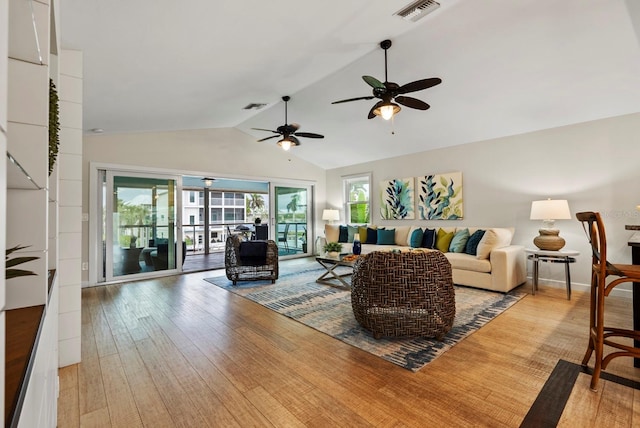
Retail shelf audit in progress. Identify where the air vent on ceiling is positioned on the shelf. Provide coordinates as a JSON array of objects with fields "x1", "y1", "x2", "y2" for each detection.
[
  {"x1": 394, "y1": 0, "x2": 440, "y2": 22},
  {"x1": 243, "y1": 103, "x2": 267, "y2": 110}
]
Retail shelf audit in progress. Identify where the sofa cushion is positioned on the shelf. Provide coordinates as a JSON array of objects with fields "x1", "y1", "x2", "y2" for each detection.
[
  {"x1": 325, "y1": 224, "x2": 339, "y2": 243},
  {"x1": 394, "y1": 226, "x2": 411, "y2": 246},
  {"x1": 338, "y1": 225, "x2": 348, "y2": 243},
  {"x1": 475, "y1": 228, "x2": 513, "y2": 260},
  {"x1": 421, "y1": 228, "x2": 437, "y2": 248},
  {"x1": 449, "y1": 228, "x2": 470, "y2": 253},
  {"x1": 347, "y1": 225, "x2": 359, "y2": 243},
  {"x1": 358, "y1": 226, "x2": 368, "y2": 243},
  {"x1": 377, "y1": 228, "x2": 396, "y2": 245},
  {"x1": 436, "y1": 228, "x2": 455, "y2": 252},
  {"x1": 465, "y1": 229, "x2": 485, "y2": 255},
  {"x1": 445, "y1": 252, "x2": 492, "y2": 273},
  {"x1": 365, "y1": 227, "x2": 378, "y2": 244},
  {"x1": 408, "y1": 227, "x2": 424, "y2": 248}
]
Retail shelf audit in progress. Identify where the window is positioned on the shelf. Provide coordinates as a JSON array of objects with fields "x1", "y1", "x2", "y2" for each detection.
[
  {"x1": 189, "y1": 215, "x2": 195, "y2": 225},
  {"x1": 344, "y1": 174, "x2": 371, "y2": 224},
  {"x1": 189, "y1": 191, "x2": 195, "y2": 203}
]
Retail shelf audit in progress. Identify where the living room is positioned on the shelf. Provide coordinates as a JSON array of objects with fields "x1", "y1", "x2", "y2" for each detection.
[{"x1": 4, "y1": 0, "x2": 640, "y2": 426}]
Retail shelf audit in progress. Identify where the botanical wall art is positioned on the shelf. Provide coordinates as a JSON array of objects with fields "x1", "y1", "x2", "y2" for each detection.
[
  {"x1": 417, "y1": 171, "x2": 463, "y2": 220},
  {"x1": 380, "y1": 177, "x2": 415, "y2": 220}
]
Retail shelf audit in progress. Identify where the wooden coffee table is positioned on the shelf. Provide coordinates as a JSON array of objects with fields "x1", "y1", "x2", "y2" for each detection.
[{"x1": 315, "y1": 254, "x2": 359, "y2": 287}]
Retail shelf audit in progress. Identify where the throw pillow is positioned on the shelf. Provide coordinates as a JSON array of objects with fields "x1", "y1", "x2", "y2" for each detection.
[
  {"x1": 358, "y1": 226, "x2": 368, "y2": 243},
  {"x1": 347, "y1": 225, "x2": 359, "y2": 243},
  {"x1": 465, "y1": 229, "x2": 485, "y2": 255},
  {"x1": 338, "y1": 225, "x2": 348, "y2": 243},
  {"x1": 409, "y1": 228, "x2": 424, "y2": 248},
  {"x1": 435, "y1": 228, "x2": 455, "y2": 253},
  {"x1": 377, "y1": 228, "x2": 396, "y2": 245},
  {"x1": 421, "y1": 228, "x2": 437, "y2": 249},
  {"x1": 365, "y1": 227, "x2": 378, "y2": 244},
  {"x1": 449, "y1": 228, "x2": 470, "y2": 253},
  {"x1": 475, "y1": 228, "x2": 514, "y2": 260}
]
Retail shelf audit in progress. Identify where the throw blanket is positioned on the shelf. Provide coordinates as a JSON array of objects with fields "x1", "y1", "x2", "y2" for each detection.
[{"x1": 239, "y1": 241, "x2": 268, "y2": 266}]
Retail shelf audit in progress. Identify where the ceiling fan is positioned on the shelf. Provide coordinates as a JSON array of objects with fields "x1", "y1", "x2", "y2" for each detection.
[
  {"x1": 252, "y1": 96, "x2": 324, "y2": 151},
  {"x1": 332, "y1": 39, "x2": 442, "y2": 120}
]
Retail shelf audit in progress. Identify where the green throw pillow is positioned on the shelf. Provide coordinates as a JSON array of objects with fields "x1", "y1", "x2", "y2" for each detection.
[
  {"x1": 377, "y1": 228, "x2": 396, "y2": 245},
  {"x1": 409, "y1": 228, "x2": 424, "y2": 248},
  {"x1": 435, "y1": 228, "x2": 455, "y2": 252},
  {"x1": 347, "y1": 225, "x2": 359, "y2": 243},
  {"x1": 465, "y1": 229, "x2": 486, "y2": 255},
  {"x1": 449, "y1": 228, "x2": 470, "y2": 253},
  {"x1": 358, "y1": 226, "x2": 368, "y2": 243}
]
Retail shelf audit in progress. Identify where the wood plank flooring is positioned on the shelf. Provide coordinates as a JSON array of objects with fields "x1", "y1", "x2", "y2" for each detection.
[{"x1": 58, "y1": 258, "x2": 640, "y2": 427}]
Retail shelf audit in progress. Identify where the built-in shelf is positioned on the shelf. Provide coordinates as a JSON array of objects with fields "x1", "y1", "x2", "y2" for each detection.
[{"x1": 6, "y1": 152, "x2": 42, "y2": 190}]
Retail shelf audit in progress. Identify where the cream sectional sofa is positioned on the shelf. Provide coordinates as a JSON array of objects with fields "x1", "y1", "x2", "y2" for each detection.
[{"x1": 324, "y1": 224, "x2": 526, "y2": 293}]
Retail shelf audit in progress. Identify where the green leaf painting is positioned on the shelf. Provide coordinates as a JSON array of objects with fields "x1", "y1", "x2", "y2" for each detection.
[
  {"x1": 417, "y1": 172, "x2": 463, "y2": 220},
  {"x1": 380, "y1": 178, "x2": 415, "y2": 220}
]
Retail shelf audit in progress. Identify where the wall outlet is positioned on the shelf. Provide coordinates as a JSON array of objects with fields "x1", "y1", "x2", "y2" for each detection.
[{"x1": 81, "y1": 262, "x2": 88, "y2": 271}]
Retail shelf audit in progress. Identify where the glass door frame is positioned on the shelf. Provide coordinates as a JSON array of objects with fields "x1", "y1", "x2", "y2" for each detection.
[
  {"x1": 94, "y1": 168, "x2": 183, "y2": 284},
  {"x1": 270, "y1": 181, "x2": 314, "y2": 259}
]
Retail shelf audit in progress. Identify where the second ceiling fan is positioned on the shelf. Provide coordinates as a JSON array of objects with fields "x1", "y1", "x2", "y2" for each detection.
[
  {"x1": 332, "y1": 39, "x2": 442, "y2": 120},
  {"x1": 252, "y1": 96, "x2": 324, "y2": 151}
]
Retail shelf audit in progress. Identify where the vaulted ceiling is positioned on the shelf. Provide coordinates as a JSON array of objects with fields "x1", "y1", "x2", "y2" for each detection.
[{"x1": 61, "y1": 0, "x2": 640, "y2": 169}]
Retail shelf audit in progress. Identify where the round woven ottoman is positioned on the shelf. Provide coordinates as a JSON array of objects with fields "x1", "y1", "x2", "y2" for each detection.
[{"x1": 351, "y1": 250, "x2": 455, "y2": 340}]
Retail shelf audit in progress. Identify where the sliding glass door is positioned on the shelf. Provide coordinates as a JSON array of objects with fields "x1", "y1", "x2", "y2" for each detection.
[
  {"x1": 271, "y1": 183, "x2": 312, "y2": 258},
  {"x1": 100, "y1": 171, "x2": 181, "y2": 282}
]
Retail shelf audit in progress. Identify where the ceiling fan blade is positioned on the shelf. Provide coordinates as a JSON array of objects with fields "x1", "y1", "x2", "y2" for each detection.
[
  {"x1": 367, "y1": 101, "x2": 384, "y2": 119},
  {"x1": 397, "y1": 78, "x2": 442, "y2": 94},
  {"x1": 363, "y1": 75, "x2": 385, "y2": 89},
  {"x1": 257, "y1": 135, "x2": 280, "y2": 142},
  {"x1": 251, "y1": 127, "x2": 279, "y2": 133},
  {"x1": 294, "y1": 132, "x2": 324, "y2": 139},
  {"x1": 289, "y1": 123, "x2": 300, "y2": 131},
  {"x1": 331, "y1": 96, "x2": 376, "y2": 104},
  {"x1": 395, "y1": 96, "x2": 430, "y2": 110}
]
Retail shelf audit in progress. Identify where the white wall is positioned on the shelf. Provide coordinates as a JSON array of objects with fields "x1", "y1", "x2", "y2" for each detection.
[
  {"x1": 326, "y1": 113, "x2": 640, "y2": 291},
  {"x1": 82, "y1": 127, "x2": 327, "y2": 284}
]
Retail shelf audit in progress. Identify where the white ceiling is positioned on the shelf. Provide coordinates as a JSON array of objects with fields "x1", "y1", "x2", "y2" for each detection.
[{"x1": 61, "y1": 0, "x2": 640, "y2": 169}]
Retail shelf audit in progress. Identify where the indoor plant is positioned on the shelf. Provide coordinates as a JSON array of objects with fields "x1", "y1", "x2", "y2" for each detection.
[
  {"x1": 323, "y1": 241, "x2": 343, "y2": 257},
  {"x1": 6, "y1": 245, "x2": 39, "y2": 279}
]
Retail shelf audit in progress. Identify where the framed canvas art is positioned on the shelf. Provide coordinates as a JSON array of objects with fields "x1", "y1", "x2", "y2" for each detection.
[
  {"x1": 380, "y1": 178, "x2": 415, "y2": 220},
  {"x1": 417, "y1": 172, "x2": 463, "y2": 220}
]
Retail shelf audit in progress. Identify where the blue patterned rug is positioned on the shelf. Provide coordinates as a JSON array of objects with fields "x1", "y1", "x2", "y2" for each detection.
[{"x1": 204, "y1": 264, "x2": 525, "y2": 372}]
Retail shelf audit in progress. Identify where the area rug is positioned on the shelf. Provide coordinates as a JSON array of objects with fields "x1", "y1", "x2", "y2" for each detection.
[{"x1": 204, "y1": 265, "x2": 525, "y2": 371}]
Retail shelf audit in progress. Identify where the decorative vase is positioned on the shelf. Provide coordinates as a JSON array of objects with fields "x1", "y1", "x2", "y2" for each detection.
[
  {"x1": 533, "y1": 229, "x2": 565, "y2": 251},
  {"x1": 352, "y1": 239, "x2": 362, "y2": 255}
]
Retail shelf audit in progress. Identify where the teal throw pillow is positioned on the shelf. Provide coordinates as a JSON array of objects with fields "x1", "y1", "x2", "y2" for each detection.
[
  {"x1": 465, "y1": 229, "x2": 486, "y2": 255},
  {"x1": 338, "y1": 225, "x2": 348, "y2": 243},
  {"x1": 377, "y1": 228, "x2": 396, "y2": 245},
  {"x1": 421, "y1": 228, "x2": 436, "y2": 249},
  {"x1": 347, "y1": 225, "x2": 359, "y2": 243},
  {"x1": 449, "y1": 228, "x2": 470, "y2": 253},
  {"x1": 409, "y1": 228, "x2": 424, "y2": 248}
]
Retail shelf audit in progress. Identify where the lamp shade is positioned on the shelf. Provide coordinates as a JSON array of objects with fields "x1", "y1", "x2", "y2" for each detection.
[
  {"x1": 322, "y1": 209, "x2": 339, "y2": 222},
  {"x1": 530, "y1": 199, "x2": 571, "y2": 221}
]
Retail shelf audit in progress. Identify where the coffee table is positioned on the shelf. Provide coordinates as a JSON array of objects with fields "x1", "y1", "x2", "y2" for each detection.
[{"x1": 315, "y1": 254, "x2": 359, "y2": 287}]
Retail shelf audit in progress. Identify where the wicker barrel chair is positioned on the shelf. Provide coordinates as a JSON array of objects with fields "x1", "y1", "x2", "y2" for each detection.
[
  {"x1": 225, "y1": 234, "x2": 279, "y2": 285},
  {"x1": 351, "y1": 250, "x2": 456, "y2": 340}
]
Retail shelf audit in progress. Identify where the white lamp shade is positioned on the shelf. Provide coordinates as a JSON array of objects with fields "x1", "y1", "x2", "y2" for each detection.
[
  {"x1": 530, "y1": 199, "x2": 571, "y2": 220},
  {"x1": 322, "y1": 209, "x2": 340, "y2": 221}
]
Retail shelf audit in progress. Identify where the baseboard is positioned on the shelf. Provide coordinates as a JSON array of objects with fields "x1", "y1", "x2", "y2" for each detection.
[{"x1": 525, "y1": 276, "x2": 633, "y2": 299}]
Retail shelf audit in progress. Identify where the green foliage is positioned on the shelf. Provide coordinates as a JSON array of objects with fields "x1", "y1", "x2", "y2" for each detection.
[
  {"x1": 49, "y1": 79, "x2": 60, "y2": 176},
  {"x1": 323, "y1": 241, "x2": 343, "y2": 253},
  {"x1": 6, "y1": 245, "x2": 39, "y2": 280}
]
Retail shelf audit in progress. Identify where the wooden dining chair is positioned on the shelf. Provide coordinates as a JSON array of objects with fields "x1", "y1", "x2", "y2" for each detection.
[{"x1": 576, "y1": 211, "x2": 640, "y2": 391}]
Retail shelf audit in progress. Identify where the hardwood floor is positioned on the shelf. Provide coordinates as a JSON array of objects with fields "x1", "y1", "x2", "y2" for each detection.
[{"x1": 58, "y1": 258, "x2": 640, "y2": 427}]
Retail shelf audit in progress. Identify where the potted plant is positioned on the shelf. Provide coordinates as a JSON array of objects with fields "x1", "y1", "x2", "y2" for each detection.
[
  {"x1": 323, "y1": 241, "x2": 343, "y2": 258},
  {"x1": 6, "y1": 245, "x2": 39, "y2": 279}
]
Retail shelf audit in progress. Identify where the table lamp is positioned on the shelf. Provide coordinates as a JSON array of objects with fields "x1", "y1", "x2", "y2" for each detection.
[
  {"x1": 322, "y1": 209, "x2": 340, "y2": 224},
  {"x1": 530, "y1": 199, "x2": 571, "y2": 251}
]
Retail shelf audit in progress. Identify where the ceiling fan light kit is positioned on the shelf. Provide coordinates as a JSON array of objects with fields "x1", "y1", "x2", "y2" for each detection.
[
  {"x1": 332, "y1": 39, "x2": 442, "y2": 121},
  {"x1": 252, "y1": 96, "x2": 324, "y2": 151}
]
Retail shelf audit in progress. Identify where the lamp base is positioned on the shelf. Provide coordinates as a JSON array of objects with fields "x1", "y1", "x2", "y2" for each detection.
[{"x1": 533, "y1": 229, "x2": 566, "y2": 251}]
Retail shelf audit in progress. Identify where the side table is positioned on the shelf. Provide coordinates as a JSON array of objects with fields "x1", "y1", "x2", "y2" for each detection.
[{"x1": 525, "y1": 248, "x2": 580, "y2": 300}]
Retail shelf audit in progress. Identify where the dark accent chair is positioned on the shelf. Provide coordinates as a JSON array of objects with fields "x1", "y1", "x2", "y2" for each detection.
[
  {"x1": 351, "y1": 250, "x2": 456, "y2": 340},
  {"x1": 150, "y1": 240, "x2": 187, "y2": 271},
  {"x1": 225, "y1": 234, "x2": 278, "y2": 285},
  {"x1": 576, "y1": 211, "x2": 640, "y2": 391}
]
